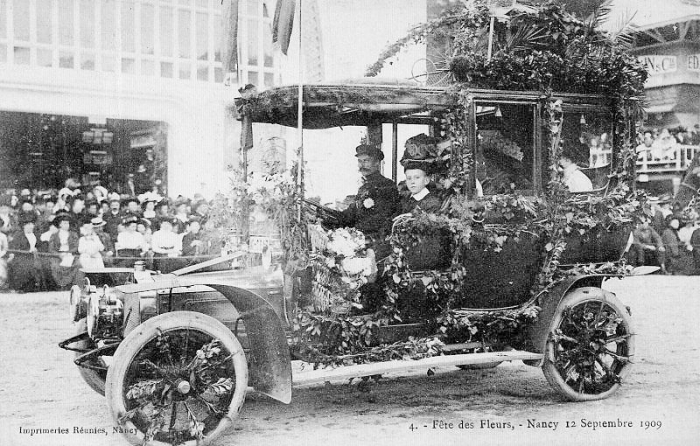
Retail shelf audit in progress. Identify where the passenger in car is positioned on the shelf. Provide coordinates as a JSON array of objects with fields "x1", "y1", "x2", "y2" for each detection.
[
  {"x1": 559, "y1": 152, "x2": 593, "y2": 192},
  {"x1": 400, "y1": 162, "x2": 442, "y2": 214}
]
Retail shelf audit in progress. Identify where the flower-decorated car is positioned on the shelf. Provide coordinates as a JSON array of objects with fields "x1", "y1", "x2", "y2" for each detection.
[{"x1": 59, "y1": 4, "x2": 676, "y2": 445}]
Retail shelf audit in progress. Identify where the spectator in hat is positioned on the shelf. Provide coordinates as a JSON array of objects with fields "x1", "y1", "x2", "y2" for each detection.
[
  {"x1": 136, "y1": 218, "x2": 153, "y2": 252},
  {"x1": 104, "y1": 197, "x2": 123, "y2": 239},
  {"x1": 78, "y1": 217, "x2": 105, "y2": 270},
  {"x1": 141, "y1": 197, "x2": 157, "y2": 221},
  {"x1": 559, "y1": 153, "x2": 592, "y2": 192},
  {"x1": 0, "y1": 195, "x2": 16, "y2": 238},
  {"x1": 124, "y1": 197, "x2": 142, "y2": 218},
  {"x1": 151, "y1": 217, "x2": 182, "y2": 272},
  {"x1": 630, "y1": 214, "x2": 666, "y2": 273},
  {"x1": 48, "y1": 212, "x2": 81, "y2": 290},
  {"x1": 69, "y1": 195, "x2": 87, "y2": 222},
  {"x1": 192, "y1": 200, "x2": 209, "y2": 224},
  {"x1": 8, "y1": 213, "x2": 41, "y2": 292},
  {"x1": 335, "y1": 144, "x2": 400, "y2": 247},
  {"x1": 91, "y1": 216, "x2": 114, "y2": 264},
  {"x1": 85, "y1": 200, "x2": 99, "y2": 218},
  {"x1": 173, "y1": 197, "x2": 190, "y2": 234},
  {"x1": 181, "y1": 217, "x2": 204, "y2": 258},
  {"x1": 115, "y1": 215, "x2": 147, "y2": 266},
  {"x1": 661, "y1": 215, "x2": 683, "y2": 275}
]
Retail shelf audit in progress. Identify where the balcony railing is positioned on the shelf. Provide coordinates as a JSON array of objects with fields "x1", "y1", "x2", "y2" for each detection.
[{"x1": 589, "y1": 145, "x2": 700, "y2": 175}]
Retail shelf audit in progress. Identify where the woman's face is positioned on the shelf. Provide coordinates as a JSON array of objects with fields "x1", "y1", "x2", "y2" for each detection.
[
  {"x1": 59, "y1": 220, "x2": 70, "y2": 231},
  {"x1": 126, "y1": 222, "x2": 137, "y2": 232},
  {"x1": 670, "y1": 219, "x2": 680, "y2": 230},
  {"x1": 405, "y1": 169, "x2": 430, "y2": 195}
]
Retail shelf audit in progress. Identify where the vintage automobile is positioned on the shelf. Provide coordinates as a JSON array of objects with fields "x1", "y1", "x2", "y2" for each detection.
[{"x1": 58, "y1": 76, "x2": 663, "y2": 446}]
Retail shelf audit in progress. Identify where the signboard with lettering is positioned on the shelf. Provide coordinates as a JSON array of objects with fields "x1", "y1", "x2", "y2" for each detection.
[
  {"x1": 638, "y1": 55, "x2": 677, "y2": 75},
  {"x1": 688, "y1": 54, "x2": 700, "y2": 72}
]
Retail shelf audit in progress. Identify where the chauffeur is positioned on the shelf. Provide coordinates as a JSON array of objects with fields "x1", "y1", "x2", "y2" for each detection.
[{"x1": 339, "y1": 144, "x2": 400, "y2": 257}]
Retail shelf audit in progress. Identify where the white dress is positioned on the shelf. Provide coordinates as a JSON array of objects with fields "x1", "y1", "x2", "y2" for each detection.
[{"x1": 79, "y1": 235, "x2": 105, "y2": 269}]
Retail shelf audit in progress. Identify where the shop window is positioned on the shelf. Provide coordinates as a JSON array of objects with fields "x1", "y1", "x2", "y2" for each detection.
[
  {"x1": 121, "y1": 1, "x2": 135, "y2": 52},
  {"x1": 214, "y1": 66, "x2": 224, "y2": 83},
  {"x1": 264, "y1": 72, "x2": 274, "y2": 88},
  {"x1": 197, "y1": 0, "x2": 209, "y2": 8},
  {"x1": 197, "y1": 64, "x2": 209, "y2": 81},
  {"x1": 59, "y1": 51, "x2": 74, "y2": 68},
  {"x1": 159, "y1": 7, "x2": 174, "y2": 57},
  {"x1": 247, "y1": 19, "x2": 258, "y2": 66},
  {"x1": 80, "y1": 0, "x2": 95, "y2": 48},
  {"x1": 13, "y1": 0, "x2": 30, "y2": 41},
  {"x1": 121, "y1": 57, "x2": 135, "y2": 74},
  {"x1": 101, "y1": 0, "x2": 117, "y2": 50},
  {"x1": 179, "y1": 62, "x2": 191, "y2": 79},
  {"x1": 59, "y1": 0, "x2": 74, "y2": 46},
  {"x1": 160, "y1": 61, "x2": 173, "y2": 78},
  {"x1": 141, "y1": 3, "x2": 155, "y2": 55},
  {"x1": 248, "y1": 70, "x2": 258, "y2": 86},
  {"x1": 13, "y1": 46, "x2": 30, "y2": 65},
  {"x1": 37, "y1": 49, "x2": 53, "y2": 67},
  {"x1": 196, "y1": 12, "x2": 209, "y2": 60},
  {"x1": 0, "y1": 46, "x2": 7, "y2": 63},
  {"x1": 213, "y1": 12, "x2": 222, "y2": 62},
  {"x1": 81, "y1": 52, "x2": 96, "y2": 70},
  {"x1": 102, "y1": 54, "x2": 116, "y2": 72},
  {"x1": 178, "y1": 9, "x2": 191, "y2": 58},
  {"x1": 142, "y1": 59, "x2": 155, "y2": 76},
  {"x1": 263, "y1": 25, "x2": 273, "y2": 68},
  {"x1": 37, "y1": 0, "x2": 53, "y2": 44}
]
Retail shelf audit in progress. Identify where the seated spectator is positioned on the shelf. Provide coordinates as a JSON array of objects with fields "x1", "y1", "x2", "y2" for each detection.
[
  {"x1": 182, "y1": 217, "x2": 203, "y2": 254},
  {"x1": 151, "y1": 217, "x2": 182, "y2": 272},
  {"x1": 78, "y1": 217, "x2": 105, "y2": 270},
  {"x1": 661, "y1": 215, "x2": 683, "y2": 275},
  {"x1": 8, "y1": 212, "x2": 41, "y2": 292},
  {"x1": 91, "y1": 216, "x2": 114, "y2": 265},
  {"x1": 172, "y1": 198, "x2": 190, "y2": 234},
  {"x1": 115, "y1": 215, "x2": 147, "y2": 266},
  {"x1": 48, "y1": 213, "x2": 81, "y2": 290},
  {"x1": 630, "y1": 215, "x2": 666, "y2": 273},
  {"x1": 636, "y1": 132, "x2": 653, "y2": 160},
  {"x1": 650, "y1": 128, "x2": 678, "y2": 161},
  {"x1": 0, "y1": 195, "x2": 17, "y2": 237}
]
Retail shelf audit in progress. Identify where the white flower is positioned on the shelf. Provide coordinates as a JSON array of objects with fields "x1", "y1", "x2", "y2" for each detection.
[{"x1": 363, "y1": 198, "x2": 375, "y2": 209}]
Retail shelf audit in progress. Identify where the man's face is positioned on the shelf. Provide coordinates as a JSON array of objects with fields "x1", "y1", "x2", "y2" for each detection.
[
  {"x1": 405, "y1": 169, "x2": 430, "y2": 195},
  {"x1": 357, "y1": 154, "x2": 380, "y2": 177},
  {"x1": 643, "y1": 133, "x2": 653, "y2": 147},
  {"x1": 110, "y1": 201, "x2": 120, "y2": 212},
  {"x1": 128, "y1": 202, "x2": 139, "y2": 212}
]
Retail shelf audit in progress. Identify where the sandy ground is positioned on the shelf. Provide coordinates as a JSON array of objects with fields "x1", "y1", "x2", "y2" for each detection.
[{"x1": 1, "y1": 275, "x2": 699, "y2": 446}]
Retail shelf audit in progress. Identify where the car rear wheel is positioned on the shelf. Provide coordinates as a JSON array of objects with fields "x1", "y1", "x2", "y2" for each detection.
[
  {"x1": 105, "y1": 311, "x2": 248, "y2": 446},
  {"x1": 542, "y1": 287, "x2": 634, "y2": 401}
]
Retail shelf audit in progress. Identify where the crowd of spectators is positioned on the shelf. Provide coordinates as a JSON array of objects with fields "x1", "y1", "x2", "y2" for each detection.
[
  {"x1": 630, "y1": 198, "x2": 700, "y2": 275},
  {"x1": 635, "y1": 125, "x2": 700, "y2": 161},
  {"x1": 0, "y1": 177, "x2": 223, "y2": 293}
]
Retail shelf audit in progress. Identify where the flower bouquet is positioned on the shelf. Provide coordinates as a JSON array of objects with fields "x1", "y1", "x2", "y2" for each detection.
[{"x1": 309, "y1": 226, "x2": 376, "y2": 314}]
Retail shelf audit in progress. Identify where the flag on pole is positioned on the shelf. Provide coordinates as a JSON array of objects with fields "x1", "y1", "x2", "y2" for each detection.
[
  {"x1": 272, "y1": 0, "x2": 296, "y2": 55},
  {"x1": 221, "y1": 0, "x2": 240, "y2": 74}
]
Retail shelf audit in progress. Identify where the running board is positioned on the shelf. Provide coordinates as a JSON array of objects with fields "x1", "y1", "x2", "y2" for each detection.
[{"x1": 292, "y1": 350, "x2": 544, "y2": 386}]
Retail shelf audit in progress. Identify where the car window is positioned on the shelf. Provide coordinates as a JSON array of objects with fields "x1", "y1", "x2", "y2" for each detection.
[{"x1": 475, "y1": 102, "x2": 535, "y2": 195}]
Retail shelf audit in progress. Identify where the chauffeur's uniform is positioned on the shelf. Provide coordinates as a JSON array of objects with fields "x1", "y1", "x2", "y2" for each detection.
[{"x1": 340, "y1": 171, "x2": 399, "y2": 251}]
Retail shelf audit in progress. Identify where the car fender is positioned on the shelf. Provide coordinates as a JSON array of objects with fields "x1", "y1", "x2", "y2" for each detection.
[{"x1": 118, "y1": 276, "x2": 292, "y2": 404}]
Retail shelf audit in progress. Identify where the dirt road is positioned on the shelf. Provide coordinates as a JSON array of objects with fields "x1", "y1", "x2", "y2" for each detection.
[{"x1": 1, "y1": 275, "x2": 699, "y2": 446}]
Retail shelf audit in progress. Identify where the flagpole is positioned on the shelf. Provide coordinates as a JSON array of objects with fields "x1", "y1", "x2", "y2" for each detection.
[{"x1": 296, "y1": 0, "x2": 304, "y2": 217}]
